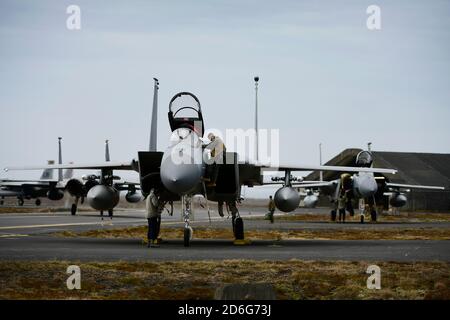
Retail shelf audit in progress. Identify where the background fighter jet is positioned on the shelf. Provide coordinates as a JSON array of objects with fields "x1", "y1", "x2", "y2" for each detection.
[
  {"x1": 0, "y1": 137, "x2": 72, "y2": 206},
  {"x1": 57, "y1": 139, "x2": 142, "y2": 217},
  {"x1": 297, "y1": 150, "x2": 445, "y2": 223},
  {"x1": 5, "y1": 80, "x2": 397, "y2": 246}
]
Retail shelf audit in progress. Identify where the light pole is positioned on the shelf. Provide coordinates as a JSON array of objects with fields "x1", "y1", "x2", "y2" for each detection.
[
  {"x1": 58, "y1": 137, "x2": 62, "y2": 182},
  {"x1": 319, "y1": 143, "x2": 323, "y2": 181},
  {"x1": 105, "y1": 139, "x2": 110, "y2": 162},
  {"x1": 254, "y1": 76, "x2": 259, "y2": 162}
]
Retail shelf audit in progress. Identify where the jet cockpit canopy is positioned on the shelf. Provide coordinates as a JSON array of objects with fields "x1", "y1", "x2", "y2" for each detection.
[
  {"x1": 168, "y1": 92, "x2": 204, "y2": 137},
  {"x1": 355, "y1": 151, "x2": 373, "y2": 168}
]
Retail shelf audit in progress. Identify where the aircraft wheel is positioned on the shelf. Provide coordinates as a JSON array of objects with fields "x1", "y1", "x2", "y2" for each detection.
[
  {"x1": 370, "y1": 210, "x2": 377, "y2": 222},
  {"x1": 360, "y1": 215, "x2": 364, "y2": 224},
  {"x1": 35, "y1": 199, "x2": 41, "y2": 206},
  {"x1": 71, "y1": 204, "x2": 77, "y2": 216},
  {"x1": 184, "y1": 227, "x2": 192, "y2": 247},
  {"x1": 108, "y1": 209, "x2": 113, "y2": 218},
  {"x1": 0, "y1": 200, "x2": 3, "y2": 206},
  {"x1": 234, "y1": 217, "x2": 244, "y2": 240},
  {"x1": 330, "y1": 210, "x2": 337, "y2": 221},
  {"x1": 18, "y1": 198, "x2": 24, "y2": 206}
]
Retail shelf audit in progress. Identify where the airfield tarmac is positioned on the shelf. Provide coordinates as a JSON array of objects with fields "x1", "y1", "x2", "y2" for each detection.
[{"x1": 1, "y1": 207, "x2": 449, "y2": 262}]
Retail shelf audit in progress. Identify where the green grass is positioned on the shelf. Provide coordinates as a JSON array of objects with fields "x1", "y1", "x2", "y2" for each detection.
[{"x1": 0, "y1": 260, "x2": 448, "y2": 300}]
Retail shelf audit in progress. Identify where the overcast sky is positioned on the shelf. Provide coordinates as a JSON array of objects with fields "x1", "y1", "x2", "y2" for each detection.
[{"x1": 1, "y1": 0, "x2": 449, "y2": 194}]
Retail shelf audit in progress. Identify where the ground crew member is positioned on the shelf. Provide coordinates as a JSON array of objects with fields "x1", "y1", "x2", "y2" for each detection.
[
  {"x1": 338, "y1": 173, "x2": 354, "y2": 223},
  {"x1": 338, "y1": 192, "x2": 347, "y2": 223},
  {"x1": 268, "y1": 195, "x2": 276, "y2": 223},
  {"x1": 204, "y1": 133, "x2": 226, "y2": 187},
  {"x1": 146, "y1": 189, "x2": 162, "y2": 248}
]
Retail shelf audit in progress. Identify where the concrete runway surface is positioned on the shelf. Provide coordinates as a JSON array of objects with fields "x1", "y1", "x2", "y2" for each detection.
[{"x1": 0, "y1": 208, "x2": 449, "y2": 262}]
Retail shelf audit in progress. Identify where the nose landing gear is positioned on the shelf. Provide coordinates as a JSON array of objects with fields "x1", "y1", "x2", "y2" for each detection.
[{"x1": 182, "y1": 195, "x2": 193, "y2": 247}]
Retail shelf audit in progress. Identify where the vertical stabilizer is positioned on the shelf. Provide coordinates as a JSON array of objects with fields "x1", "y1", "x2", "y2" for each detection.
[
  {"x1": 63, "y1": 164, "x2": 74, "y2": 180},
  {"x1": 40, "y1": 160, "x2": 55, "y2": 180},
  {"x1": 149, "y1": 78, "x2": 159, "y2": 151}
]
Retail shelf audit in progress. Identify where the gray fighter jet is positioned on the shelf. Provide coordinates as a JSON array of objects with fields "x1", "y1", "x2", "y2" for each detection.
[
  {"x1": 0, "y1": 137, "x2": 72, "y2": 206},
  {"x1": 60, "y1": 139, "x2": 142, "y2": 217},
  {"x1": 5, "y1": 80, "x2": 398, "y2": 246},
  {"x1": 297, "y1": 150, "x2": 445, "y2": 223}
]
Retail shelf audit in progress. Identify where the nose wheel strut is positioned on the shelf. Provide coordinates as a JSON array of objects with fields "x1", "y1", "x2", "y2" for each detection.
[{"x1": 182, "y1": 195, "x2": 193, "y2": 247}]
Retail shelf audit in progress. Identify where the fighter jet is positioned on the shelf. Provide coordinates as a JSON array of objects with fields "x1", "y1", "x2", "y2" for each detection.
[
  {"x1": 0, "y1": 137, "x2": 72, "y2": 206},
  {"x1": 5, "y1": 80, "x2": 398, "y2": 246},
  {"x1": 59, "y1": 139, "x2": 142, "y2": 217},
  {"x1": 297, "y1": 150, "x2": 445, "y2": 223}
]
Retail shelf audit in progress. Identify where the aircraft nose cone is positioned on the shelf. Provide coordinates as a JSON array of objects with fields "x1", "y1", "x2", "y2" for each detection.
[
  {"x1": 355, "y1": 175, "x2": 378, "y2": 198},
  {"x1": 160, "y1": 156, "x2": 202, "y2": 195}
]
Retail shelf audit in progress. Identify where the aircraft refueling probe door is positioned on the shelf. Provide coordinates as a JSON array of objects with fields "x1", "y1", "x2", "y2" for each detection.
[{"x1": 168, "y1": 92, "x2": 204, "y2": 137}]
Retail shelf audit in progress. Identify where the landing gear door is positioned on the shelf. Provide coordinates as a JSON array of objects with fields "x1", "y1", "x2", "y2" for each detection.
[{"x1": 214, "y1": 152, "x2": 240, "y2": 199}]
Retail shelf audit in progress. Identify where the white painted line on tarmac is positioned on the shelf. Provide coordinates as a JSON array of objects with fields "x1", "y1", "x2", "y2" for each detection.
[
  {"x1": 0, "y1": 233, "x2": 29, "y2": 238},
  {"x1": 0, "y1": 213, "x2": 267, "y2": 231}
]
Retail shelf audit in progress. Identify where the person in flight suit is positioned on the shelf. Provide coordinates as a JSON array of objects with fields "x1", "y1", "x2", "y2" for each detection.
[
  {"x1": 146, "y1": 188, "x2": 163, "y2": 248},
  {"x1": 204, "y1": 133, "x2": 226, "y2": 187}
]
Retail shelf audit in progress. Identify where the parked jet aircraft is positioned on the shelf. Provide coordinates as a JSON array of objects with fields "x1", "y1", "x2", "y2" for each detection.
[
  {"x1": 5, "y1": 80, "x2": 398, "y2": 246},
  {"x1": 0, "y1": 137, "x2": 72, "y2": 206},
  {"x1": 297, "y1": 150, "x2": 445, "y2": 223},
  {"x1": 59, "y1": 139, "x2": 142, "y2": 217}
]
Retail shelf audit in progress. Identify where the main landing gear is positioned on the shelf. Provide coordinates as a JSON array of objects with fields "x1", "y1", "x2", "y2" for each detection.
[
  {"x1": 181, "y1": 196, "x2": 246, "y2": 247},
  {"x1": 100, "y1": 209, "x2": 114, "y2": 220},
  {"x1": 147, "y1": 193, "x2": 247, "y2": 248},
  {"x1": 229, "y1": 201, "x2": 248, "y2": 245}
]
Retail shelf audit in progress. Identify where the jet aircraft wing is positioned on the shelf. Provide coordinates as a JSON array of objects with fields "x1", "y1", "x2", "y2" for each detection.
[
  {"x1": 5, "y1": 161, "x2": 138, "y2": 172},
  {"x1": 255, "y1": 161, "x2": 397, "y2": 175},
  {"x1": 385, "y1": 183, "x2": 445, "y2": 190},
  {"x1": 0, "y1": 190, "x2": 22, "y2": 197},
  {"x1": 291, "y1": 181, "x2": 337, "y2": 188}
]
